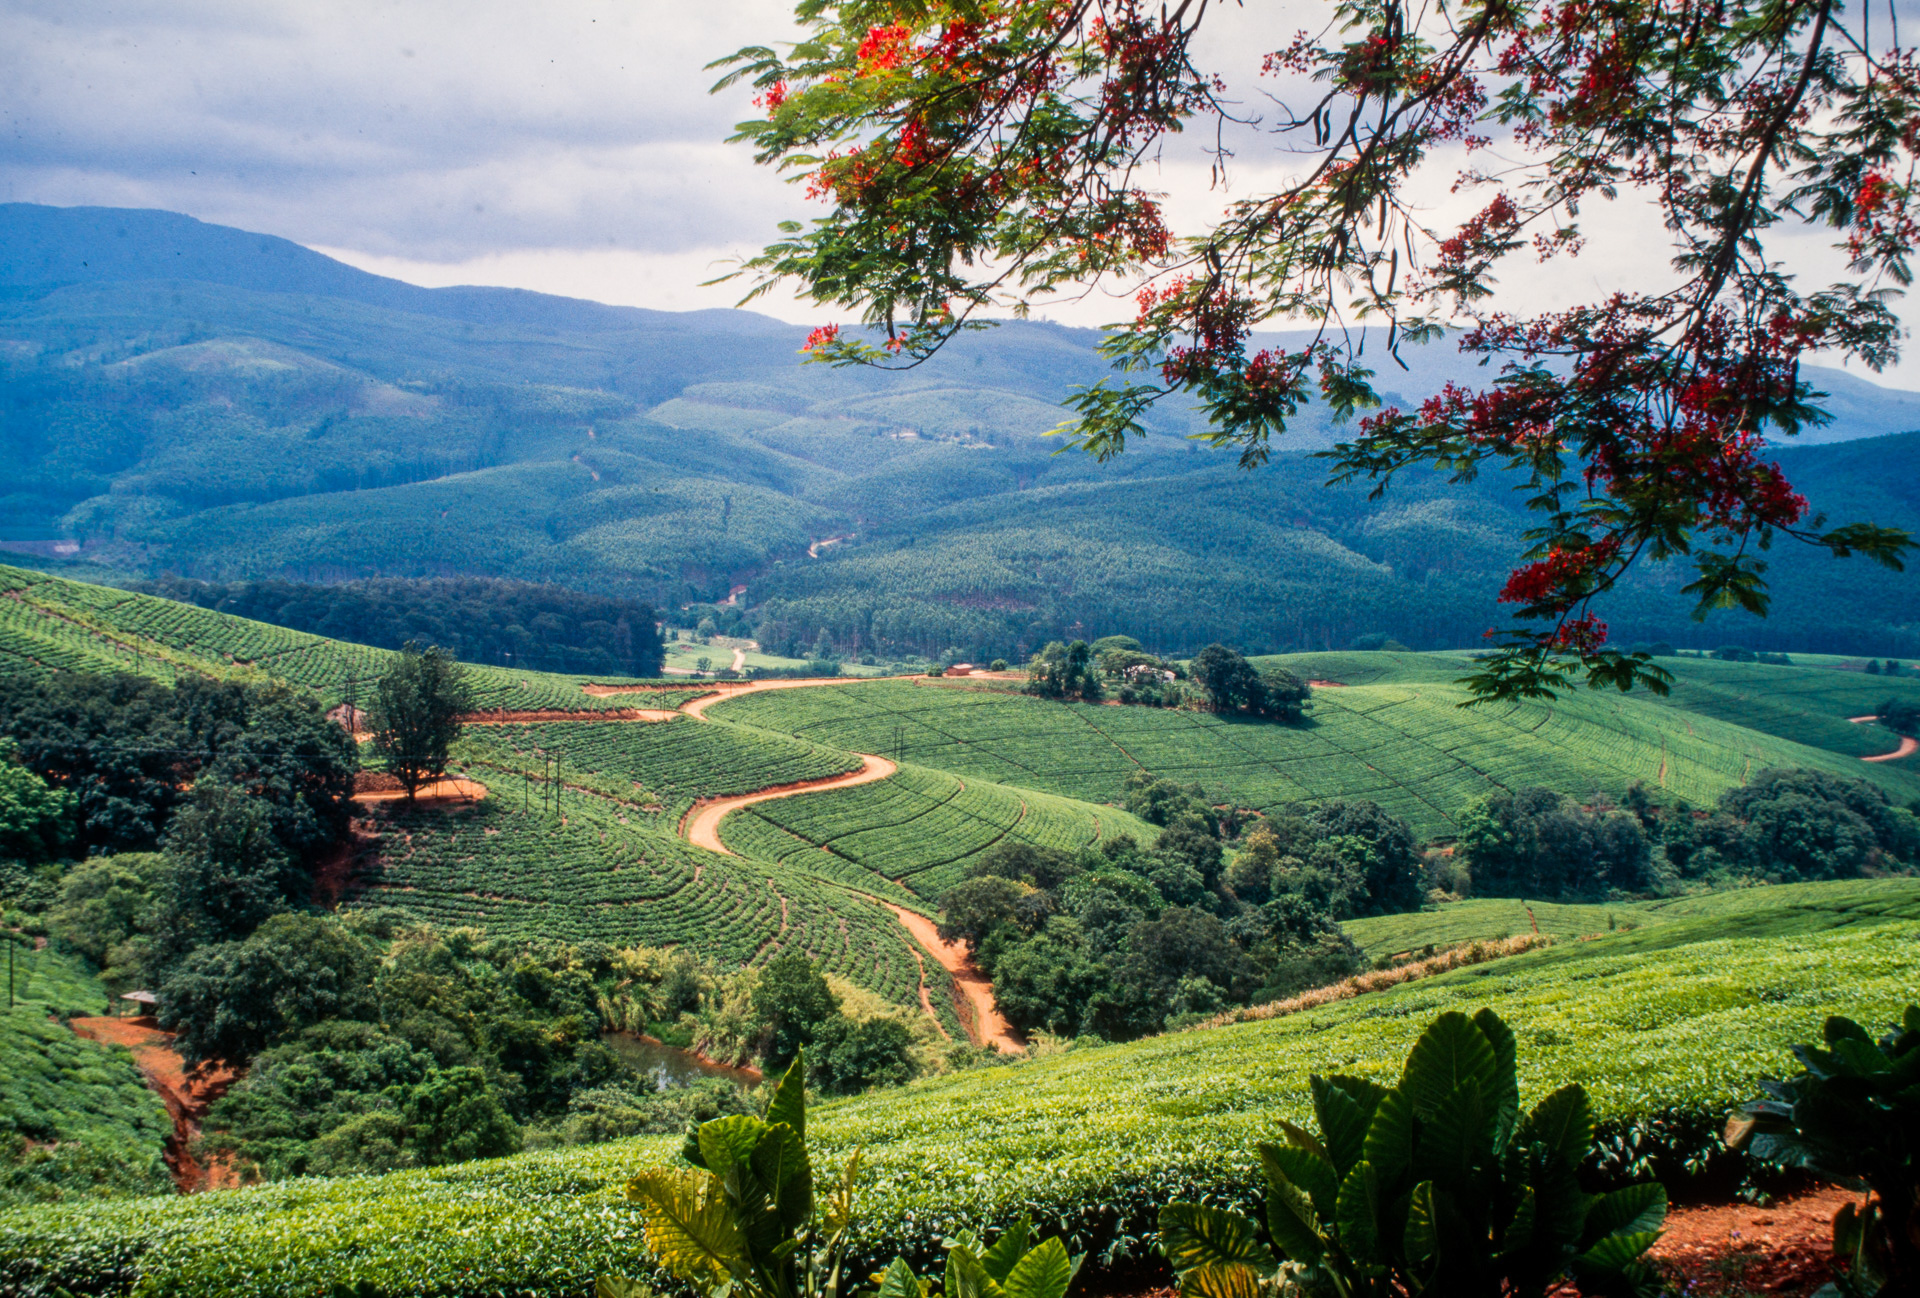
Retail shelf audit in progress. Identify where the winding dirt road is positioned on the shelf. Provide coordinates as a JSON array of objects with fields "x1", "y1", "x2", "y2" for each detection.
[
  {"x1": 678, "y1": 675, "x2": 887, "y2": 719},
  {"x1": 879, "y1": 903, "x2": 1025, "y2": 1052},
  {"x1": 69, "y1": 1017, "x2": 237, "y2": 1192},
  {"x1": 1847, "y1": 714, "x2": 1917, "y2": 761},
  {"x1": 680, "y1": 754, "x2": 897, "y2": 852}
]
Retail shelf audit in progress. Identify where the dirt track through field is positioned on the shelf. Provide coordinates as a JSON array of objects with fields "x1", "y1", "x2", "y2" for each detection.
[
  {"x1": 676, "y1": 675, "x2": 898, "y2": 719},
  {"x1": 879, "y1": 902, "x2": 1025, "y2": 1052},
  {"x1": 1865, "y1": 735, "x2": 1919, "y2": 762},
  {"x1": 464, "y1": 708, "x2": 678, "y2": 723},
  {"x1": 68, "y1": 1017, "x2": 238, "y2": 1193},
  {"x1": 664, "y1": 675, "x2": 1027, "y2": 1049},
  {"x1": 352, "y1": 777, "x2": 489, "y2": 805},
  {"x1": 680, "y1": 754, "x2": 897, "y2": 852}
]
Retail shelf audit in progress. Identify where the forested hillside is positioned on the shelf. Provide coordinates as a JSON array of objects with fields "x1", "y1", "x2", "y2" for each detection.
[{"x1": 3, "y1": 203, "x2": 1918, "y2": 661}]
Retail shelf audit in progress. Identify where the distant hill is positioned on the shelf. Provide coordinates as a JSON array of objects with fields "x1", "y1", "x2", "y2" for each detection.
[{"x1": 1, "y1": 201, "x2": 1916, "y2": 660}]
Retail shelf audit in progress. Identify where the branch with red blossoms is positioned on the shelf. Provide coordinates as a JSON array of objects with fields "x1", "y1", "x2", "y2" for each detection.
[{"x1": 721, "y1": 0, "x2": 1918, "y2": 702}]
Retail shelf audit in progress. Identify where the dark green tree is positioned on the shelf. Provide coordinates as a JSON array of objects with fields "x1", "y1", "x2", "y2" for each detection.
[
  {"x1": 1024, "y1": 640, "x2": 1103, "y2": 702},
  {"x1": 1299, "y1": 800, "x2": 1427, "y2": 915},
  {"x1": 751, "y1": 948, "x2": 841, "y2": 1074},
  {"x1": 937, "y1": 875, "x2": 1029, "y2": 948},
  {"x1": 809, "y1": 1014, "x2": 916, "y2": 1094},
  {"x1": 399, "y1": 1065, "x2": 522, "y2": 1166},
  {"x1": 153, "y1": 779, "x2": 296, "y2": 963},
  {"x1": 1258, "y1": 666, "x2": 1313, "y2": 722},
  {"x1": 368, "y1": 644, "x2": 473, "y2": 802},
  {"x1": 158, "y1": 913, "x2": 379, "y2": 1065},
  {"x1": 1457, "y1": 789, "x2": 1654, "y2": 899},
  {"x1": 1191, "y1": 644, "x2": 1265, "y2": 714},
  {"x1": 989, "y1": 918, "x2": 1110, "y2": 1038},
  {"x1": 0, "y1": 741, "x2": 75, "y2": 864}
]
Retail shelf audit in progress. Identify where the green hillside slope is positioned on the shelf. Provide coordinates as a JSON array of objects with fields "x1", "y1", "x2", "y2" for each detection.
[
  {"x1": 717, "y1": 761, "x2": 1160, "y2": 901},
  {"x1": 0, "y1": 564, "x2": 951, "y2": 1016},
  {"x1": 6, "y1": 879, "x2": 1913, "y2": 1297},
  {"x1": 1638, "y1": 653, "x2": 1920, "y2": 759},
  {"x1": 0, "y1": 946, "x2": 173, "y2": 1209},
  {"x1": 5, "y1": 205, "x2": 1918, "y2": 660},
  {"x1": 0, "y1": 563, "x2": 697, "y2": 711},
  {"x1": 707, "y1": 668, "x2": 1920, "y2": 839},
  {"x1": 1343, "y1": 874, "x2": 1920, "y2": 955},
  {"x1": 339, "y1": 772, "x2": 934, "y2": 1015}
]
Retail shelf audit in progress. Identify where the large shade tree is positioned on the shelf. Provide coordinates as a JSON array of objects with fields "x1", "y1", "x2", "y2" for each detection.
[
  {"x1": 368, "y1": 645, "x2": 473, "y2": 802},
  {"x1": 718, "y1": 0, "x2": 1917, "y2": 699}
]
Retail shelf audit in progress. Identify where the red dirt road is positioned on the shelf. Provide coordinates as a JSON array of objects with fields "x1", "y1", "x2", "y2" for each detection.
[
  {"x1": 352, "y1": 777, "x2": 489, "y2": 805},
  {"x1": 664, "y1": 673, "x2": 1023, "y2": 1051},
  {"x1": 677, "y1": 676, "x2": 891, "y2": 720},
  {"x1": 465, "y1": 708, "x2": 678, "y2": 723},
  {"x1": 1644, "y1": 1184, "x2": 1856, "y2": 1295},
  {"x1": 881, "y1": 903, "x2": 1024, "y2": 1053},
  {"x1": 681, "y1": 754, "x2": 897, "y2": 853},
  {"x1": 69, "y1": 1016, "x2": 237, "y2": 1192},
  {"x1": 1864, "y1": 735, "x2": 1918, "y2": 762}
]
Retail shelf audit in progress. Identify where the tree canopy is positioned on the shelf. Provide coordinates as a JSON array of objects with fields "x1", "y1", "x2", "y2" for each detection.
[
  {"x1": 720, "y1": 0, "x2": 1917, "y2": 699},
  {"x1": 368, "y1": 645, "x2": 473, "y2": 801}
]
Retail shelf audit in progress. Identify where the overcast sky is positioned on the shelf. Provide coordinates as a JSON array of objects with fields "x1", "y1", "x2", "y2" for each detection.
[{"x1": 4, "y1": 0, "x2": 1917, "y2": 383}]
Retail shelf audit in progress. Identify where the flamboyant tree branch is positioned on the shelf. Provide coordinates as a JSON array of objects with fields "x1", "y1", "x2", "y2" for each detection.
[{"x1": 716, "y1": 0, "x2": 1916, "y2": 701}]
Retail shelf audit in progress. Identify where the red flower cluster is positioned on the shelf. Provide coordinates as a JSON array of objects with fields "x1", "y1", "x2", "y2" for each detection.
[
  {"x1": 1551, "y1": 615, "x2": 1609, "y2": 653},
  {"x1": 802, "y1": 324, "x2": 841, "y2": 352},
  {"x1": 1436, "y1": 194, "x2": 1520, "y2": 270},
  {"x1": 857, "y1": 23, "x2": 914, "y2": 73},
  {"x1": 1498, "y1": 538, "x2": 1621, "y2": 609},
  {"x1": 755, "y1": 81, "x2": 789, "y2": 113}
]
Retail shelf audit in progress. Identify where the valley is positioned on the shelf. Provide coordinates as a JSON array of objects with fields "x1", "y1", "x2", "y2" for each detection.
[
  {"x1": 2, "y1": 204, "x2": 1919, "y2": 1298},
  {"x1": 3, "y1": 558, "x2": 1918, "y2": 1298}
]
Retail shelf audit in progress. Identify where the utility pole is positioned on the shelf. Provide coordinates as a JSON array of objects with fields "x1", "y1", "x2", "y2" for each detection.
[{"x1": 8, "y1": 939, "x2": 14, "y2": 1011}]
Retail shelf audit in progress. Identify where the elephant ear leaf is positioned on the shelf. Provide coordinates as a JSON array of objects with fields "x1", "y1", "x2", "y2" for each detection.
[
  {"x1": 1002, "y1": 1237, "x2": 1076, "y2": 1298},
  {"x1": 1160, "y1": 1203, "x2": 1275, "y2": 1281},
  {"x1": 751, "y1": 1120, "x2": 813, "y2": 1233},
  {"x1": 1403, "y1": 1180, "x2": 1441, "y2": 1269},
  {"x1": 1313, "y1": 1075, "x2": 1385, "y2": 1176},
  {"x1": 876, "y1": 1256, "x2": 923, "y2": 1298},
  {"x1": 1570, "y1": 1229, "x2": 1662, "y2": 1284},
  {"x1": 1471, "y1": 1008, "x2": 1521, "y2": 1144},
  {"x1": 981, "y1": 1217, "x2": 1032, "y2": 1283},
  {"x1": 764, "y1": 1051, "x2": 807, "y2": 1141},
  {"x1": 1519, "y1": 1084, "x2": 1593, "y2": 1168},
  {"x1": 596, "y1": 1279, "x2": 653, "y2": 1298},
  {"x1": 626, "y1": 1168, "x2": 747, "y2": 1293},
  {"x1": 1401, "y1": 1011, "x2": 1500, "y2": 1118},
  {"x1": 1362, "y1": 1087, "x2": 1417, "y2": 1185},
  {"x1": 1334, "y1": 1161, "x2": 1384, "y2": 1264},
  {"x1": 947, "y1": 1242, "x2": 1005, "y2": 1298},
  {"x1": 697, "y1": 1114, "x2": 768, "y2": 1182},
  {"x1": 1254, "y1": 1145, "x2": 1325, "y2": 1264},
  {"x1": 1411, "y1": 1078, "x2": 1487, "y2": 1185},
  {"x1": 1581, "y1": 1183, "x2": 1667, "y2": 1248}
]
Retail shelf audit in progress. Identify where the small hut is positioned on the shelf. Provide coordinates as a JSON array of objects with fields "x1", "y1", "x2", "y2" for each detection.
[{"x1": 120, "y1": 990, "x2": 158, "y2": 1018}]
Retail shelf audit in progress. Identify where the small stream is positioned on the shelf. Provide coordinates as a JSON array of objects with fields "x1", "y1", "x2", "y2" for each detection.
[{"x1": 606, "y1": 1032, "x2": 760, "y2": 1091}]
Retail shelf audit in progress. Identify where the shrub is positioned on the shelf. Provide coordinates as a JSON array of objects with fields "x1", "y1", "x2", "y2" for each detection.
[
  {"x1": 1160, "y1": 1008, "x2": 1665, "y2": 1297},
  {"x1": 613, "y1": 1054, "x2": 1078, "y2": 1298},
  {"x1": 1727, "y1": 1004, "x2": 1919, "y2": 1297}
]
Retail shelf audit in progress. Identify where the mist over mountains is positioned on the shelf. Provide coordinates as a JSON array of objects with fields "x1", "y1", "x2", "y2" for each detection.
[{"x1": 3, "y1": 202, "x2": 1917, "y2": 659}]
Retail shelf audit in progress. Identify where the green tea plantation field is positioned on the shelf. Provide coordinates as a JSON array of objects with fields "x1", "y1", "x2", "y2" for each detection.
[
  {"x1": 0, "y1": 945, "x2": 172, "y2": 1211},
  {"x1": 707, "y1": 665, "x2": 1920, "y2": 838},
  {"x1": 5, "y1": 879, "x2": 1912, "y2": 1297},
  {"x1": 0, "y1": 564, "x2": 702, "y2": 713}
]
